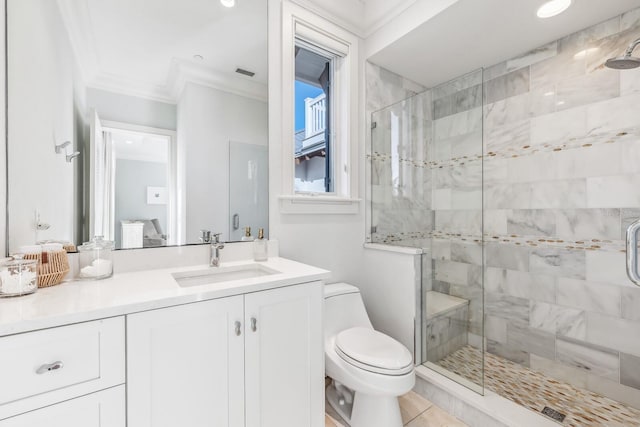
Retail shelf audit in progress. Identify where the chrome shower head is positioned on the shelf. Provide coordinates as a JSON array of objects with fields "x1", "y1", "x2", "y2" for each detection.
[
  {"x1": 605, "y1": 56, "x2": 640, "y2": 69},
  {"x1": 605, "y1": 37, "x2": 640, "y2": 70}
]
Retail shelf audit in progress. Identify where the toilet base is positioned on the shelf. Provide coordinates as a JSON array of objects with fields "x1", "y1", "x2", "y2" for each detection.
[
  {"x1": 326, "y1": 382, "x2": 353, "y2": 424},
  {"x1": 327, "y1": 381, "x2": 403, "y2": 427}
]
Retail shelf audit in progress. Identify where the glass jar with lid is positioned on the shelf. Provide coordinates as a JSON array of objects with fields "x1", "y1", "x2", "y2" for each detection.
[
  {"x1": 0, "y1": 254, "x2": 38, "y2": 297},
  {"x1": 78, "y1": 236, "x2": 114, "y2": 280}
]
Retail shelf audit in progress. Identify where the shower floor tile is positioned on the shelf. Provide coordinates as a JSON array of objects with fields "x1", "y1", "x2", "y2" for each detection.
[{"x1": 435, "y1": 345, "x2": 640, "y2": 427}]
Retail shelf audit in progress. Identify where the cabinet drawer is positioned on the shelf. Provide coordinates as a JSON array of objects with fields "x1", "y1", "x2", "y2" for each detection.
[
  {"x1": 0, "y1": 385, "x2": 125, "y2": 427},
  {"x1": 0, "y1": 317, "x2": 125, "y2": 420}
]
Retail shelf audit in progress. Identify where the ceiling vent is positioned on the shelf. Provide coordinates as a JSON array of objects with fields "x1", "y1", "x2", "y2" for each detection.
[{"x1": 235, "y1": 68, "x2": 255, "y2": 77}]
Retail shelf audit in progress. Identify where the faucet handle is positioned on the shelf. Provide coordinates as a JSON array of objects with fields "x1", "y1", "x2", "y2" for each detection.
[
  {"x1": 212, "y1": 233, "x2": 222, "y2": 243},
  {"x1": 200, "y1": 229, "x2": 211, "y2": 243}
]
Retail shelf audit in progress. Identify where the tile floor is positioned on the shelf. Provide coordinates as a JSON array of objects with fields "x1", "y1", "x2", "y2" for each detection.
[
  {"x1": 324, "y1": 385, "x2": 467, "y2": 427},
  {"x1": 436, "y1": 345, "x2": 640, "y2": 427}
]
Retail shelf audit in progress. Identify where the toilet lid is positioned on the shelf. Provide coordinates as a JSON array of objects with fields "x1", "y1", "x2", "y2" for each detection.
[{"x1": 335, "y1": 327, "x2": 413, "y2": 374}]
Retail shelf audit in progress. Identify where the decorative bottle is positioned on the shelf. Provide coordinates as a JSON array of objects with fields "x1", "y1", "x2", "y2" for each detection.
[
  {"x1": 241, "y1": 227, "x2": 254, "y2": 242},
  {"x1": 253, "y1": 228, "x2": 268, "y2": 262}
]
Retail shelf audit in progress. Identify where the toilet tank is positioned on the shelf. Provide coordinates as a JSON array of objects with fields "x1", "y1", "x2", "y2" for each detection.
[{"x1": 324, "y1": 283, "x2": 373, "y2": 340}]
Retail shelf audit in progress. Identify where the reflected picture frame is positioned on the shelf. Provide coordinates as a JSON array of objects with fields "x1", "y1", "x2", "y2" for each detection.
[{"x1": 147, "y1": 187, "x2": 167, "y2": 205}]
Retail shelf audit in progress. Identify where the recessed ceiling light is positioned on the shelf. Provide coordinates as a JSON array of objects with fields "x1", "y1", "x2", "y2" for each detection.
[
  {"x1": 220, "y1": 0, "x2": 235, "y2": 7},
  {"x1": 544, "y1": 91, "x2": 555, "y2": 97},
  {"x1": 125, "y1": 140, "x2": 134, "y2": 145},
  {"x1": 537, "y1": 0, "x2": 571, "y2": 18},
  {"x1": 193, "y1": 54, "x2": 204, "y2": 61}
]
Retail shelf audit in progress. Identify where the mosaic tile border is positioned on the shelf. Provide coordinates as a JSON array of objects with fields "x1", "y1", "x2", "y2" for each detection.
[
  {"x1": 367, "y1": 127, "x2": 640, "y2": 170},
  {"x1": 371, "y1": 230, "x2": 628, "y2": 253}
]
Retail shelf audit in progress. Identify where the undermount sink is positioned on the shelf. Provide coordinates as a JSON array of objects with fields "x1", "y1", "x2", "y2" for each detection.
[{"x1": 172, "y1": 264, "x2": 280, "y2": 287}]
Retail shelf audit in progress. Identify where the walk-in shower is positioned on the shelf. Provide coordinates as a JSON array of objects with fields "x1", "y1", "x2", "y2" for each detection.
[{"x1": 369, "y1": 9, "x2": 640, "y2": 426}]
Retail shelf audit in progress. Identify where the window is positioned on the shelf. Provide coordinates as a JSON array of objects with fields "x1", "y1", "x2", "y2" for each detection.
[
  {"x1": 294, "y1": 45, "x2": 333, "y2": 193},
  {"x1": 276, "y1": 3, "x2": 361, "y2": 214}
]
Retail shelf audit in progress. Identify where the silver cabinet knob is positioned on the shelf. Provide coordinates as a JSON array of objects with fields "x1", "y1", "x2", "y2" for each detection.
[
  {"x1": 250, "y1": 317, "x2": 257, "y2": 332},
  {"x1": 235, "y1": 321, "x2": 242, "y2": 336},
  {"x1": 36, "y1": 361, "x2": 64, "y2": 374}
]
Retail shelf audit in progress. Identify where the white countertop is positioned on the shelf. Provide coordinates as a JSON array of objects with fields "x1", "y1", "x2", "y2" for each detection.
[{"x1": 0, "y1": 257, "x2": 330, "y2": 337}]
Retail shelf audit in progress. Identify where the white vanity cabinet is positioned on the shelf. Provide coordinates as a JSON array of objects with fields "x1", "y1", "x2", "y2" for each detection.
[
  {"x1": 127, "y1": 295, "x2": 246, "y2": 426},
  {"x1": 244, "y1": 282, "x2": 324, "y2": 427},
  {"x1": 0, "y1": 386, "x2": 125, "y2": 427},
  {"x1": 0, "y1": 318, "x2": 126, "y2": 426},
  {"x1": 126, "y1": 281, "x2": 324, "y2": 427}
]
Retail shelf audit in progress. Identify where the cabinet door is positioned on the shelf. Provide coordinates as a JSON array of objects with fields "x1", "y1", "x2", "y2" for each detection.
[
  {"x1": 0, "y1": 385, "x2": 125, "y2": 427},
  {"x1": 127, "y1": 296, "x2": 245, "y2": 427},
  {"x1": 244, "y1": 281, "x2": 324, "y2": 427}
]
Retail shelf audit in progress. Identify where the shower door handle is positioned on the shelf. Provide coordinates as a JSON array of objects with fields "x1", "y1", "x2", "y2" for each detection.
[{"x1": 626, "y1": 219, "x2": 640, "y2": 287}]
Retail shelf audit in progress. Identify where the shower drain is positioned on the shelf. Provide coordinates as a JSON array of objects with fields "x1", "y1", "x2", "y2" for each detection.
[{"x1": 541, "y1": 406, "x2": 566, "y2": 423}]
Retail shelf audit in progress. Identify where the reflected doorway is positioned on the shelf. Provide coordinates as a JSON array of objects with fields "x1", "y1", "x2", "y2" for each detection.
[{"x1": 90, "y1": 112, "x2": 177, "y2": 249}]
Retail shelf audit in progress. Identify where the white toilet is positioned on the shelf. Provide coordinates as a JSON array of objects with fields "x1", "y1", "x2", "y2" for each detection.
[{"x1": 324, "y1": 283, "x2": 415, "y2": 427}]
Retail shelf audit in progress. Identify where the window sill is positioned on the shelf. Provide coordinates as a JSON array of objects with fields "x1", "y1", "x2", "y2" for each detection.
[{"x1": 278, "y1": 195, "x2": 361, "y2": 215}]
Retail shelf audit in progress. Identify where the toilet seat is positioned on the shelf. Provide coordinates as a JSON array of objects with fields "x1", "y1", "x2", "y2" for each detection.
[{"x1": 335, "y1": 327, "x2": 413, "y2": 375}]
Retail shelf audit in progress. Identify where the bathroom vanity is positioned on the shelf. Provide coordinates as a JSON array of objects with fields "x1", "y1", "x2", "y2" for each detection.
[{"x1": 0, "y1": 257, "x2": 329, "y2": 427}]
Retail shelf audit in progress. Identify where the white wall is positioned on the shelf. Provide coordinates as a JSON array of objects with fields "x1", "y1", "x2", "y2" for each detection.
[
  {"x1": 294, "y1": 157, "x2": 326, "y2": 192},
  {"x1": 86, "y1": 88, "x2": 177, "y2": 130},
  {"x1": 178, "y1": 82, "x2": 268, "y2": 243},
  {"x1": 114, "y1": 159, "x2": 168, "y2": 249},
  {"x1": 364, "y1": 0, "x2": 459, "y2": 58},
  {"x1": 269, "y1": 0, "x2": 419, "y2": 353},
  {"x1": 7, "y1": 0, "x2": 84, "y2": 252}
]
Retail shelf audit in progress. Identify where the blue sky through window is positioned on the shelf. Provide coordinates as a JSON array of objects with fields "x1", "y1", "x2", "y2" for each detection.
[{"x1": 295, "y1": 80, "x2": 323, "y2": 132}]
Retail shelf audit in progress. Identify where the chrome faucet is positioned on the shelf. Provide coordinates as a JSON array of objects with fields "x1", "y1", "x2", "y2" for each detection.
[{"x1": 210, "y1": 233, "x2": 225, "y2": 267}]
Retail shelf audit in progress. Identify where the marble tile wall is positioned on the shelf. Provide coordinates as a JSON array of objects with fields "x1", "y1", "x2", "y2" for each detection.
[
  {"x1": 424, "y1": 304, "x2": 469, "y2": 363},
  {"x1": 463, "y1": 9, "x2": 640, "y2": 408},
  {"x1": 429, "y1": 69, "x2": 485, "y2": 379},
  {"x1": 366, "y1": 62, "x2": 428, "y2": 247}
]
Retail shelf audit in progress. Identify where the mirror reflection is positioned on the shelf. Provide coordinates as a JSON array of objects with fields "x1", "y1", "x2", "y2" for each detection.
[{"x1": 7, "y1": 0, "x2": 268, "y2": 252}]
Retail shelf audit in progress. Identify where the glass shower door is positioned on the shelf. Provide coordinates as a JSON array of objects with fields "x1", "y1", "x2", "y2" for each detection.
[
  {"x1": 369, "y1": 69, "x2": 485, "y2": 394},
  {"x1": 228, "y1": 141, "x2": 268, "y2": 241},
  {"x1": 369, "y1": 91, "x2": 431, "y2": 249},
  {"x1": 422, "y1": 69, "x2": 485, "y2": 393}
]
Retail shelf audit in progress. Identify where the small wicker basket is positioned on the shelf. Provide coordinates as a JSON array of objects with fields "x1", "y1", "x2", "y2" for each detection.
[
  {"x1": 63, "y1": 243, "x2": 77, "y2": 253},
  {"x1": 24, "y1": 250, "x2": 70, "y2": 288}
]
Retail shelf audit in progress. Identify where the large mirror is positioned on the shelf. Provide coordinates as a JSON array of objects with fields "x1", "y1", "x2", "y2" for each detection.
[{"x1": 6, "y1": 0, "x2": 268, "y2": 252}]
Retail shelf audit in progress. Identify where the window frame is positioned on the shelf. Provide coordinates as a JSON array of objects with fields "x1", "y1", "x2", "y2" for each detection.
[{"x1": 278, "y1": 3, "x2": 360, "y2": 215}]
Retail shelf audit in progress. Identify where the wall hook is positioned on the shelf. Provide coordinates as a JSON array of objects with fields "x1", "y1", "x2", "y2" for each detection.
[
  {"x1": 55, "y1": 141, "x2": 71, "y2": 154},
  {"x1": 35, "y1": 212, "x2": 50, "y2": 231},
  {"x1": 66, "y1": 151, "x2": 80, "y2": 163}
]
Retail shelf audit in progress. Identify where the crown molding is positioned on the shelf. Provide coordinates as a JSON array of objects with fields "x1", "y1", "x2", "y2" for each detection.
[
  {"x1": 363, "y1": 0, "x2": 419, "y2": 38},
  {"x1": 287, "y1": 0, "x2": 419, "y2": 39},
  {"x1": 56, "y1": 0, "x2": 267, "y2": 105},
  {"x1": 288, "y1": 0, "x2": 366, "y2": 37},
  {"x1": 168, "y1": 60, "x2": 268, "y2": 103},
  {"x1": 86, "y1": 73, "x2": 176, "y2": 104}
]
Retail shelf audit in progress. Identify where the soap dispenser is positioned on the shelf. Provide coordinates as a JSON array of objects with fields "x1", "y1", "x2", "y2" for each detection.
[
  {"x1": 241, "y1": 227, "x2": 254, "y2": 242},
  {"x1": 253, "y1": 228, "x2": 268, "y2": 261}
]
